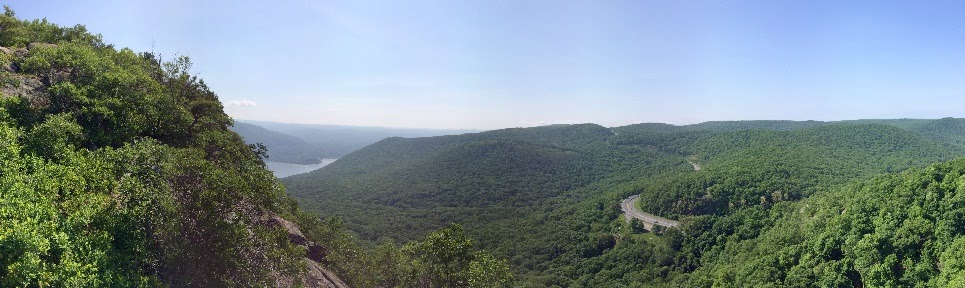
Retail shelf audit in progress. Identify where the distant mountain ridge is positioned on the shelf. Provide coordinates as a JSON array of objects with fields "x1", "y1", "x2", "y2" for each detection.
[
  {"x1": 615, "y1": 117, "x2": 964, "y2": 133},
  {"x1": 234, "y1": 118, "x2": 965, "y2": 165},
  {"x1": 230, "y1": 120, "x2": 479, "y2": 164}
]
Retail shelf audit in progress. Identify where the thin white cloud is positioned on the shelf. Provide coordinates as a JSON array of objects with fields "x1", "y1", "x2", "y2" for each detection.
[{"x1": 226, "y1": 99, "x2": 257, "y2": 107}]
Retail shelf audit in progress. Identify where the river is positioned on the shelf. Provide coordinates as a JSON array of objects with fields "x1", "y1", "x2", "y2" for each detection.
[{"x1": 265, "y1": 158, "x2": 338, "y2": 178}]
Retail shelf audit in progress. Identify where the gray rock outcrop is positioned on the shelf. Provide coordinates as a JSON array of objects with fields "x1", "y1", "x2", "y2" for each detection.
[{"x1": 265, "y1": 215, "x2": 348, "y2": 288}]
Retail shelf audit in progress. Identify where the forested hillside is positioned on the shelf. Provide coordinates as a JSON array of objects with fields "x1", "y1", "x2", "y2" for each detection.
[
  {"x1": 288, "y1": 118, "x2": 965, "y2": 286},
  {"x1": 284, "y1": 124, "x2": 690, "y2": 242},
  {"x1": 0, "y1": 10, "x2": 313, "y2": 285},
  {"x1": 914, "y1": 117, "x2": 965, "y2": 146},
  {"x1": 0, "y1": 10, "x2": 512, "y2": 287},
  {"x1": 627, "y1": 124, "x2": 960, "y2": 218},
  {"x1": 666, "y1": 158, "x2": 965, "y2": 287}
]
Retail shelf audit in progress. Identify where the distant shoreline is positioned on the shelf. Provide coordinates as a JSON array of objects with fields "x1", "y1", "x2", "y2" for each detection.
[{"x1": 265, "y1": 158, "x2": 338, "y2": 178}]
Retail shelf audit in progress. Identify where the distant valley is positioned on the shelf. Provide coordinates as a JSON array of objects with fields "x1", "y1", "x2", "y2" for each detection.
[{"x1": 231, "y1": 120, "x2": 478, "y2": 169}]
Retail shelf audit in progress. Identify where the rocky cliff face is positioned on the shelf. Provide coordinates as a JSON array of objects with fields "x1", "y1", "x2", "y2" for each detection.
[
  {"x1": 265, "y1": 215, "x2": 349, "y2": 288},
  {"x1": 0, "y1": 44, "x2": 46, "y2": 105}
]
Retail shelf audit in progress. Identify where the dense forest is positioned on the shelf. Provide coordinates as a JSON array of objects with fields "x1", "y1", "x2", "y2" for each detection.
[
  {"x1": 664, "y1": 158, "x2": 965, "y2": 287},
  {"x1": 0, "y1": 10, "x2": 511, "y2": 287},
  {"x1": 286, "y1": 117, "x2": 965, "y2": 286}
]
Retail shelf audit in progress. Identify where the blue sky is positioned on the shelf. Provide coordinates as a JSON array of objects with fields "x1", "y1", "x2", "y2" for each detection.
[{"x1": 6, "y1": 0, "x2": 965, "y2": 129}]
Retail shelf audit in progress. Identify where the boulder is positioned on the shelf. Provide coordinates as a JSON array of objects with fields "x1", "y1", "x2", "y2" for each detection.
[
  {"x1": 13, "y1": 47, "x2": 27, "y2": 58},
  {"x1": 1, "y1": 74, "x2": 47, "y2": 107}
]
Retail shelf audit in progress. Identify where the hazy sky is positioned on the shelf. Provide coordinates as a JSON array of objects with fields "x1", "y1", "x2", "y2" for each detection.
[{"x1": 7, "y1": 0, "x2": 965, "y2": 129}]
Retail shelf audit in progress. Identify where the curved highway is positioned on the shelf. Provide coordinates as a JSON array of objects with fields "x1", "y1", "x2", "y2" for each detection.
[
  {"x1": 621, "y1": 195, "x2": 679, "y2": 229},
  {"x1": 618, "y1": 149, "x2": 694, "y2": 230}
]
